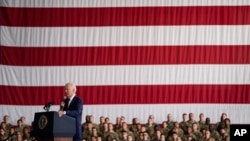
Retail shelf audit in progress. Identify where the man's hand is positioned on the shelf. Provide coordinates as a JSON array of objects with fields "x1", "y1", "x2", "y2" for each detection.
[{"x1": 58, "y1": 110, "x2": 64, "y2": 117}]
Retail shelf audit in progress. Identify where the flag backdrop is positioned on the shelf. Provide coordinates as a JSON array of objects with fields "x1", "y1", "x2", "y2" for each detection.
[{"x1": 0, "y1": 0, "x2": 250, "y2": 125}]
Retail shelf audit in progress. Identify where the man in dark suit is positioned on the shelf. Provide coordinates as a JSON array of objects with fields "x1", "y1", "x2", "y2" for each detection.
[{"x1": 58, "y1": 82, "x2": 83, "y2": 141}]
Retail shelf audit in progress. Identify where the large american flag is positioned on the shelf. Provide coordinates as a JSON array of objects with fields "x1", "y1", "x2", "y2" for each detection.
[{"x1": 0, "y1": 0, "x2": 250, "y2": 124}]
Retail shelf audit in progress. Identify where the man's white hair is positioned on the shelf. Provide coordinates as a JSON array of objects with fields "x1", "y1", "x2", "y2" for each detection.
[{"x1": 66, "y1": 82, "x2": 77, "y2": 91}]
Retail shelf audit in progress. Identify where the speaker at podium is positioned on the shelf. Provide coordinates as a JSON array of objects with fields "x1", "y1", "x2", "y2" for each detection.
[{"x1": 33, "y1": 111, "x2": 76, "y2": 141}]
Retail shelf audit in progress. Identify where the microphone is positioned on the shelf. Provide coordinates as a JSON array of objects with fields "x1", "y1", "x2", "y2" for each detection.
[
  {"x1": 43, "y1": 102, "x2": 54, "y2": 112},
  {"x1": 59, "y1": 96, "x2": 66, "y2": 111}
]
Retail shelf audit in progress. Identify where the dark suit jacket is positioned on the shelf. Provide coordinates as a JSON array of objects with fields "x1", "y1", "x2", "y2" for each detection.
[{"x1": 63, "y1": 95, "x2": 83, "y2": 141}]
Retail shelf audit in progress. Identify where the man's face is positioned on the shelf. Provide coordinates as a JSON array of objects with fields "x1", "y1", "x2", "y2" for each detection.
[
  {"x1": 222, "y1": 114, "x2": 227, "y2": 120},
  {"x1": 225, "y1": 120, "x2": 230, "y2": 125},
  {"x1": 200, "y1": 114, "x2": 204, "y2": 120},
  {"x1": 205, "y1": 130, "x2": 210, "y2": 138},
  {"x1": 167, "y1": 114, "x2": 172, "y2": 121},
  {"x1": 65, "y1": 83, "x2": 75, "y2": 98},
  {"x1": 189, "y1": 113, "x2": 194, "y2": 120},
  {"x1": 4, "y1": 116, "x2": 10, "y2": 122},
  {"x1": 108, "y1": 124, "x2": 113, "y2": 130},
  {"x1": 192, "y1": 124, "x2": 198, "y2": 130},
  {"x1": 143, "y1": 133, "x2": 148, "y2": 140},
  {"x1": 10, "y1": 128, "x2": 15, "y2": 134},
  {"x1": 100, "y1": 117, "x2": 105, "y2": 123},
  {"x1": 183, "y1": 114, "x2": 187, "y2": 121},
  {"x1": 18, "y1": 120, "x2": 23, "y2": 126}
]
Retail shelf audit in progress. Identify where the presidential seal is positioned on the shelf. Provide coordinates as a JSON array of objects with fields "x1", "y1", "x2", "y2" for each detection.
[{"x1": 38, "y1": 115, "x2": 48, "y2": 130}]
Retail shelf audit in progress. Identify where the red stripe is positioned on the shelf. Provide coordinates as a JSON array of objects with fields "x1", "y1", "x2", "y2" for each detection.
[
  {"x1": 1, "y1": 6, "x2": 250, "y2": 26},
  {"x1": 0, "y1": 85, "x2": 249, "y2": 105},
  {"x1": 1, "y1": 45, "x2": 250, "y2": 66}
]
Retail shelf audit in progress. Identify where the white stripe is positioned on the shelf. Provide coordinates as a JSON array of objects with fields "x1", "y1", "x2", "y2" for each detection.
[
  {"x1": 1, "y1": 104, "x2": 250, "y2": 125},
  {"x1": 1, "y1": 64, "x2": 249, "y2": 86},
  {"x1": 1, "y1": 0, "x2": 250, "y2": 7},
  {"x1": 1, "y1": 26, "x2": 250, "y2": 47}
]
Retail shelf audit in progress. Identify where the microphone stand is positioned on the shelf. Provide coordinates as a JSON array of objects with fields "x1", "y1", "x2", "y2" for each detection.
[{"x1": 43, "y1": 102, "x2": 53, "y2": 112}]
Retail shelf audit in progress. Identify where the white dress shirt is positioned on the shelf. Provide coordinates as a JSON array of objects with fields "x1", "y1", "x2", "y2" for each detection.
[{"x1": 68, "y1": 94, "x2": 76, "y2": 108}]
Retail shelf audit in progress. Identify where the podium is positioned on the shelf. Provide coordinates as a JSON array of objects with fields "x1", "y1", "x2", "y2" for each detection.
[{"x1": 33, "y1": 111, "x2": 76, "y2": 141}]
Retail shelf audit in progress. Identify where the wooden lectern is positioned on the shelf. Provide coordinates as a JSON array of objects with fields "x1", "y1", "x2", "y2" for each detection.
[{"x1": 33, "y1": 111, "x2": 76, "y2": 141}]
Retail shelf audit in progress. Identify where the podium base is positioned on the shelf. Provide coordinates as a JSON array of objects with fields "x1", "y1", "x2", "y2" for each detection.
[{"x1": 37, "y1": 137, "x2": 72, "y2": 141}]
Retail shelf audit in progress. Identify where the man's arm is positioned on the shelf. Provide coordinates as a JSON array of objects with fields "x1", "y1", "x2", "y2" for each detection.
[{"x1": 65, "y1": 98, "x2": 83, "y2": 117}]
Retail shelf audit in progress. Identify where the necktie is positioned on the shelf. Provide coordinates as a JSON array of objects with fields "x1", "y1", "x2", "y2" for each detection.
[
  {"x1": 68, "y1": 99, "x2": 72, "y2": 108},
  {"x1": 65, "y1": 98, "x2": 70, "y2": 108}
]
